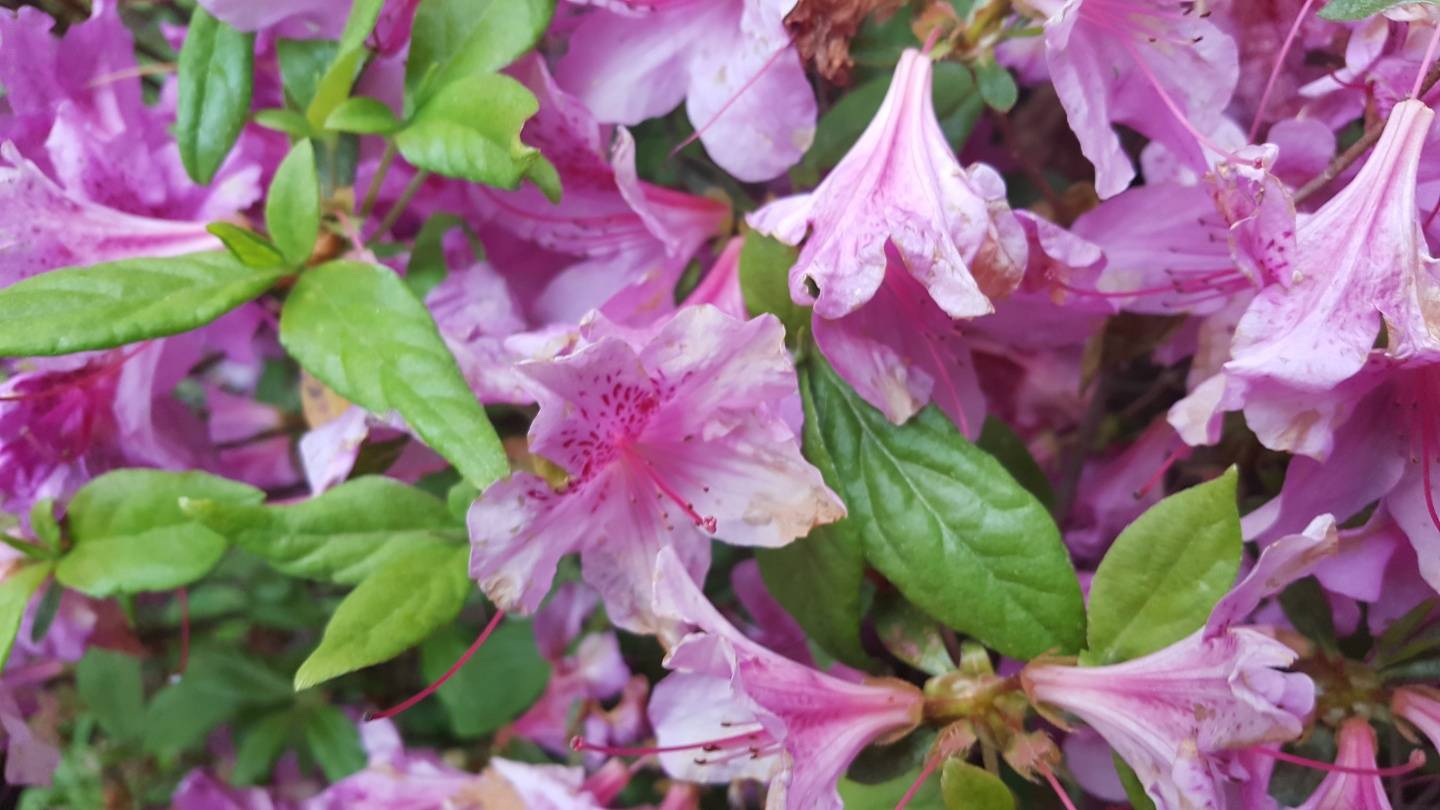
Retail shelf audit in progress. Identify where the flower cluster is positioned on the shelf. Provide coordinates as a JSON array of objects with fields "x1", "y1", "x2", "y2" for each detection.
[{"x1": 2, "y1": 0, "x2": 1440, "y2": 808}]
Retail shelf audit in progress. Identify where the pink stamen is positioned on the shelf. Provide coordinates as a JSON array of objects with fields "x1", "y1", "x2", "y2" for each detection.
[
  {"x1": 921, "y1": 25, "x2": 943, "y2": 56},
  {"x1": 1134, "y1": 446, "x2": 1187, "y2": 499},
  {"x1": 1413, "y1": 21, "x2": 1440, "y2": 100},
  {"x1": 365, "y1": 610, "x2": 505, "y2": 721},
  {"x1": 1249, "y1": 0, "x2": 1317, "y2": 142},
  {"x1": 1121, "y1": 39, "x2": 1240, "y2": 164},
  {"x1": 571, "y1": 729, "x2": 770, "y2": 759},
  {"x1": 894, "y1": 755, "x2": 943, "y2": 810},
  {"x1": 671, "y1": 38, "x2": 794, "y2": 160},
  {"x1": 1253, "y1": 746, "x2": 1427, "y2": 777},
  {"x1": 581, "y1": 758, "x2": 636, "y2": 805},
  {"x1": 624, "y1": 447, "x2": 718, "y2": 532},
  {"x1": 1041, "y1": 767, "x2": 1080, "y2": 810}
]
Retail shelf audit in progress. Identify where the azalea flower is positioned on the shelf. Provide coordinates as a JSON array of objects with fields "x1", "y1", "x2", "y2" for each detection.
[
  {"x1": 748, "y1": 47, "x2": 1026, "y2": 323},
  {"x1": 1293, "y1": 718, "x2": 1395, "y2": 810},
  {"x1": 468, "y1": 306, "x2": 844, "y2": 633},
  {"x1": 556, "y1": 0, "x2": 817, "y2": 181}
]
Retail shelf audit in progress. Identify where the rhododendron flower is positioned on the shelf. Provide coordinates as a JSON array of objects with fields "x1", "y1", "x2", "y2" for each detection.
[
  {"x1": 469, "y1": 306, "x2": 844, "y2": 632},
  {"x1": 1294, "y1": 718, "x2": 1394, "y2": 810},
  {"x1": 556, "y1": 0, "x2": 817, "y2": 181},
  {"x1": 1035, "y1": 0, "x2": 1240, "y2": 198},
  {"x1": 635, "y1": 547, "x2": 923, "y2": 810},
  {"x1": 748, "y1": 48, "x2": 1026, "y2": 322},
  {"x1": 1023, "y1": 515, "x2": 1333, "y2": 809}
]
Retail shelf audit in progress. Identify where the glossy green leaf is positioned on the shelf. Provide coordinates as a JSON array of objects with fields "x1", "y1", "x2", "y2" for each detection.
[
  {"x1": 0, "y1": 253, "x2": 285, "y2": 357},
  {"x1": 208, "y1": 223, "x2": 287, "y2": 269},
  {"x1": 0, "y1": 564, "x2": 52, "y2": 670},
  {"x1": 406, "y1": 0, "x2": 554, "y2": 109},
  {"x1": 324, "y1": 96, "x2": 404, "y2": 135},
  {"x1": 56, "y1": 470, "x2": 263, "y2": 597},
  {"x1": 738, "y1": 230, "x2": 808, "y2": 340},
  {"x1": 941, "y1": 760, "x2": 1016, "y2": 810},
  {"x1": 756, "y1": 364, "x2": 870, "y2": 668},
  {"x1": 1319, "y1": 0, "x2": 1436, "y2": 21},
  {"x1": 302, "y1": 704, "x2": 367, "y2": 781},
  {"x1": 295, "y1": 542, "x2": 471, "y2": 689},
  {"x1": 420, "y1": 619, "x2": 549, "y2": 738},
  {"x1": 184, "y1": 476, "x2": 464, "y2": 586},
  {"x1": 279, "y1": 261, "x2": 508, "y2": 488},
  {"x1": 977, "y1": 417, "x2": 1055, "y2": 513},
  {"x1": 395, "y1": 74, "x2": 545, "y2": 191},
  {"x1": 804, "y1": 358, "x2": 1086, "y2": 660},
  {"x1": 75, "y1": 649, "x2": 145, "y2": 744},
  {"x1": 176, "y1": 9, "x2": 255, "y2": 185},
  {"x1": 266, "y1": 140, "x2": 322, "y2": 266},
  {"x1": 1085, "y1": 468, "x2": 1242, "y2": 664}
]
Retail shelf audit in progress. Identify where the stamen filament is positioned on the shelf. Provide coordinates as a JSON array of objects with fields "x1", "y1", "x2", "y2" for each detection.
[
  {"x1": 365, "y1": 610, "x2": 505, "y2": 721},
  {"x1": 571, "y1": 729, "x2": 769, "y2": 758},
  {"x1": 1249, "y1": 0, "x2": 1316, "y2": 141},
  {"x1": 895, "y1": 755, "x2": 943, "y2": 810},
  {"x1": 1414, "y1": 22, "x2": 1440, "y2": 100},
  {"x1": 1253, "y1": 746, "x2": 1427, "y2": 777},
  {"x1": 1041, "y1": 766, "x2": 1080, "y2": 810}
]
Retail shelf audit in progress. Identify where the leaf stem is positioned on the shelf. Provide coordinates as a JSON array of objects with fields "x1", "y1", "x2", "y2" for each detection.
[
  {"x1": 357, "y1": 141, "x2": 396, "y2": 220},
  {"x1": 368, "y1": 169, "x2": 428, "y2": 245}
]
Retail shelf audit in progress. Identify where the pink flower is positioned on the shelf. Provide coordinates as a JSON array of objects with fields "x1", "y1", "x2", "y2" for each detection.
[
  {"x1": 637, "y1": 546, "x2": 923, "y2": 810},
  {"x1": 1226, "y1": 99, "x2": 1439, "y2": 396},
  {"x1": 555, "y1": 0, "x2": 816, "y2": 182},
  {"x1": 748, "y1": 48, "x2": 1026, "y2": 322},
  {"x1": 1037, "y1": 0, "x2": 1239, "y2": 198},
  {"x1": 468, "y1": 306, "x2": 844, "y2": 633},
  {"x1": 1394, "y1": 686, "x2": 1440, "y2": 751},
  {"x1": 1022, "y1": 516, "x2": 1334, "y2": 809},
  {"x1": 1294, "y1": 718, "x2": 1393, "y2": 810}
]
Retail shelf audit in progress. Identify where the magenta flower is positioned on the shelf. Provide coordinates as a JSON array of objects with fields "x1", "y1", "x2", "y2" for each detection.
[
  {"x1": 1036, "y1": 0, "x2": 1239, "y2": 198},
  {"x1": 469, "y1": 306, "x2": 844, "y2": 632},
  {"x1": 555, "y1": 0, "x2": 816, "y2": 182},
  {"x1": 1226, "y1": 99, "x2": 1439, "y2": 396},
  {"x1": 1023, "y1": 516, "x2": 1334, "y2": 809},
  {"x1": 633, "y1": 546, "x2": 923, "y2": 810},
  {"x1": 748, "y1": 48, "x2": 1027, "y2": 322}
]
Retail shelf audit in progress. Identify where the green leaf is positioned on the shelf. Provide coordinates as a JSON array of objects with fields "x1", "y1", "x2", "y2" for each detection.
[
  {"x1": 302, "y1": 704, "x2": 367, "y2": 782},
  {"x1": 232, "y1": 711, "x2": 296, "y2": 786},
  {"x1": 875, "y1": 592, "x2": 953, "y2": 676},
  {"x1": 976, "y1": 418, "x2": 1054, "y2": 513},
  {"x1": 266, "y1": 140, "x2": 322, "y2": 266},
  {"x1": 941, "y1": 760, "x2": 1016, "y2": 810},
  {"x1": 0, "y1": 564, "x2": 52, "y2": 670},
  {"x1": 56, "y1": 470, "x2": 263, "y2": 597},
  {"x1": 756, "y1": 364, "x2": 870, "y2": 669},
  {"x1": 28, "y1": 579, "x2": 61, "y2": 642},
  {"x1": 406, "y1": 0, "x2": 554, "y2": 110},
  {"x1": 840, "y1": 765, "x2": 944, "y2": 809},
  {"x1": 1084, "y1": 468, "x2": 1242, "y2": 664},
  {"x1": 1113, "y1": 754, "x2": 1157, "y2": 810},
  {"x1": 143, "y1": 647, "x2": 291, "y2": 759},
  {"x1": 254, "y1": 108, "x2": 314, "y2": 137},
  {"x1": 176, "y1": 9, "x2": 255, "y2": 185},
  {"x1": 804, "y1": 358, "x2": 1086, "y2": 660},
  {"x1": 405, "y1": 214, "x2": 463, "y2": 300},
  {"x1": 1280, "y1": 576, "x2": 1339, "y2": 654},
  {"x1": 75, "y1": 649, "x2": 145, "y2": 744},
  {"x1": 276, "y1": 38, "x2": 339, "y2": 110},
  {"x1": 325, "y1": 96, "x2": 404, "y2": 135},
  {"x1": 185, "y1": 476, "x2": 464, "y2": 586},
  {"x1": 974, "y1": 60, "x2": 1018, "y2": 113},
  {"x1": 29, "y1": 498, "x2": 60, "y2": 555},
  {"x1": 279, "y1": 261, "x2": 508, "y2": 489},
  {"x1": 1319, "y1": 0, "x2": 1436, "y2": 21},
  {"x1": 0, "y1": 253, "x2": 285, "y2": 357},
  {"x1": 208, "y1": 223, "x2": 287, "y2": 269},
  {"x1": 738, "y1": 230, "x2": 808, "y2": 340},
  {"x1": 420, "y1": 619, "x2": 549, "y2": 738},
  {"x1": 395, "y1": 74, "x2": 543, "y2": 189},
  {"x1": 294, "y1": 542, "x2": 471, "y2": 689},
  {"x1": 304, "y1": 0, "x2": 385, "y2": 129}
]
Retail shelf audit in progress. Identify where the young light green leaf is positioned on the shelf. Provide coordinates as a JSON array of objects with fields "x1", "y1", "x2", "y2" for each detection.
[
  {"x1": 29, "y1": 498, "x2": 60, "y2": 555},
  {"x1": 394, "y1": 74, "x2": 544, "y2": 190},
  {"x1": 941, "y1": 760, "x2": 1016, "y2": 810},
  {"x1": 324, "y1": 96, "x2": 404, "y2": 135},
  {"x1": 279, "y1": 261, "x2": 508, "y2": 489},
  {"x1": 276, "y1": 38, "x2": 339, "y2": 110},
  {"x1": 304, "y1": 0, "x2": 385, "y2": 129},
  {"x1": 1318, "y1": 0, "x2": 1436, "y2": 21},
  {"x1": 266, "y1": 140, "x2": 322, "y2": 266},
  {"x1": 420, "y1": 619, "x2": 549, "y2": 738},
  {"x1": 294, "y1": 543, "x2": 471, "y2": 689},
  {"x1": 756, "y1": 364, "x2": 869, "y2": 669},
  {"x1": 176, "y1": 9, "x2": 255, "y2": 185},
  {"x1": 804, "y1": 358, "x2": 1086, "y2": 660},
  {"x1": 0, "y1": 564, "x2": 53, "y2": 671},
  {"x1": 208, "y1": 223, "x2": 287, "y2": 268},
  {"x1": 1085, "y1": 468, "x2": 1242, "y2": 664},
  {"x1": 254, "y1": 108, "x2": 314, "y2": 137},
  {"x1": 406, "y1": 0, "x2": 554, "y2": 110},
  {"x1": 184, "y1": 476, "x2": 465, "y2": 586},
  {"x1": 0, "y1": 253, "x2": 285, "y2": 357},
  {"x1": 56, "y1": 470, "x2": 263, "y2": 597},
  {"x1": 302, "y1": 704, "x2": 367, "y2": 781},
  {"x1": 75, "y1": 649, "x2": 145, "y2": 744},
  {"x1": 974, "y1": 60, "x2": 1019, "y2": 113},
  {"x1": 232, "y1": 712, "x2": 296, "y2": 786},
  {"x1": 739, "y1": 230, "x2": 809, "y2": 340}
]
